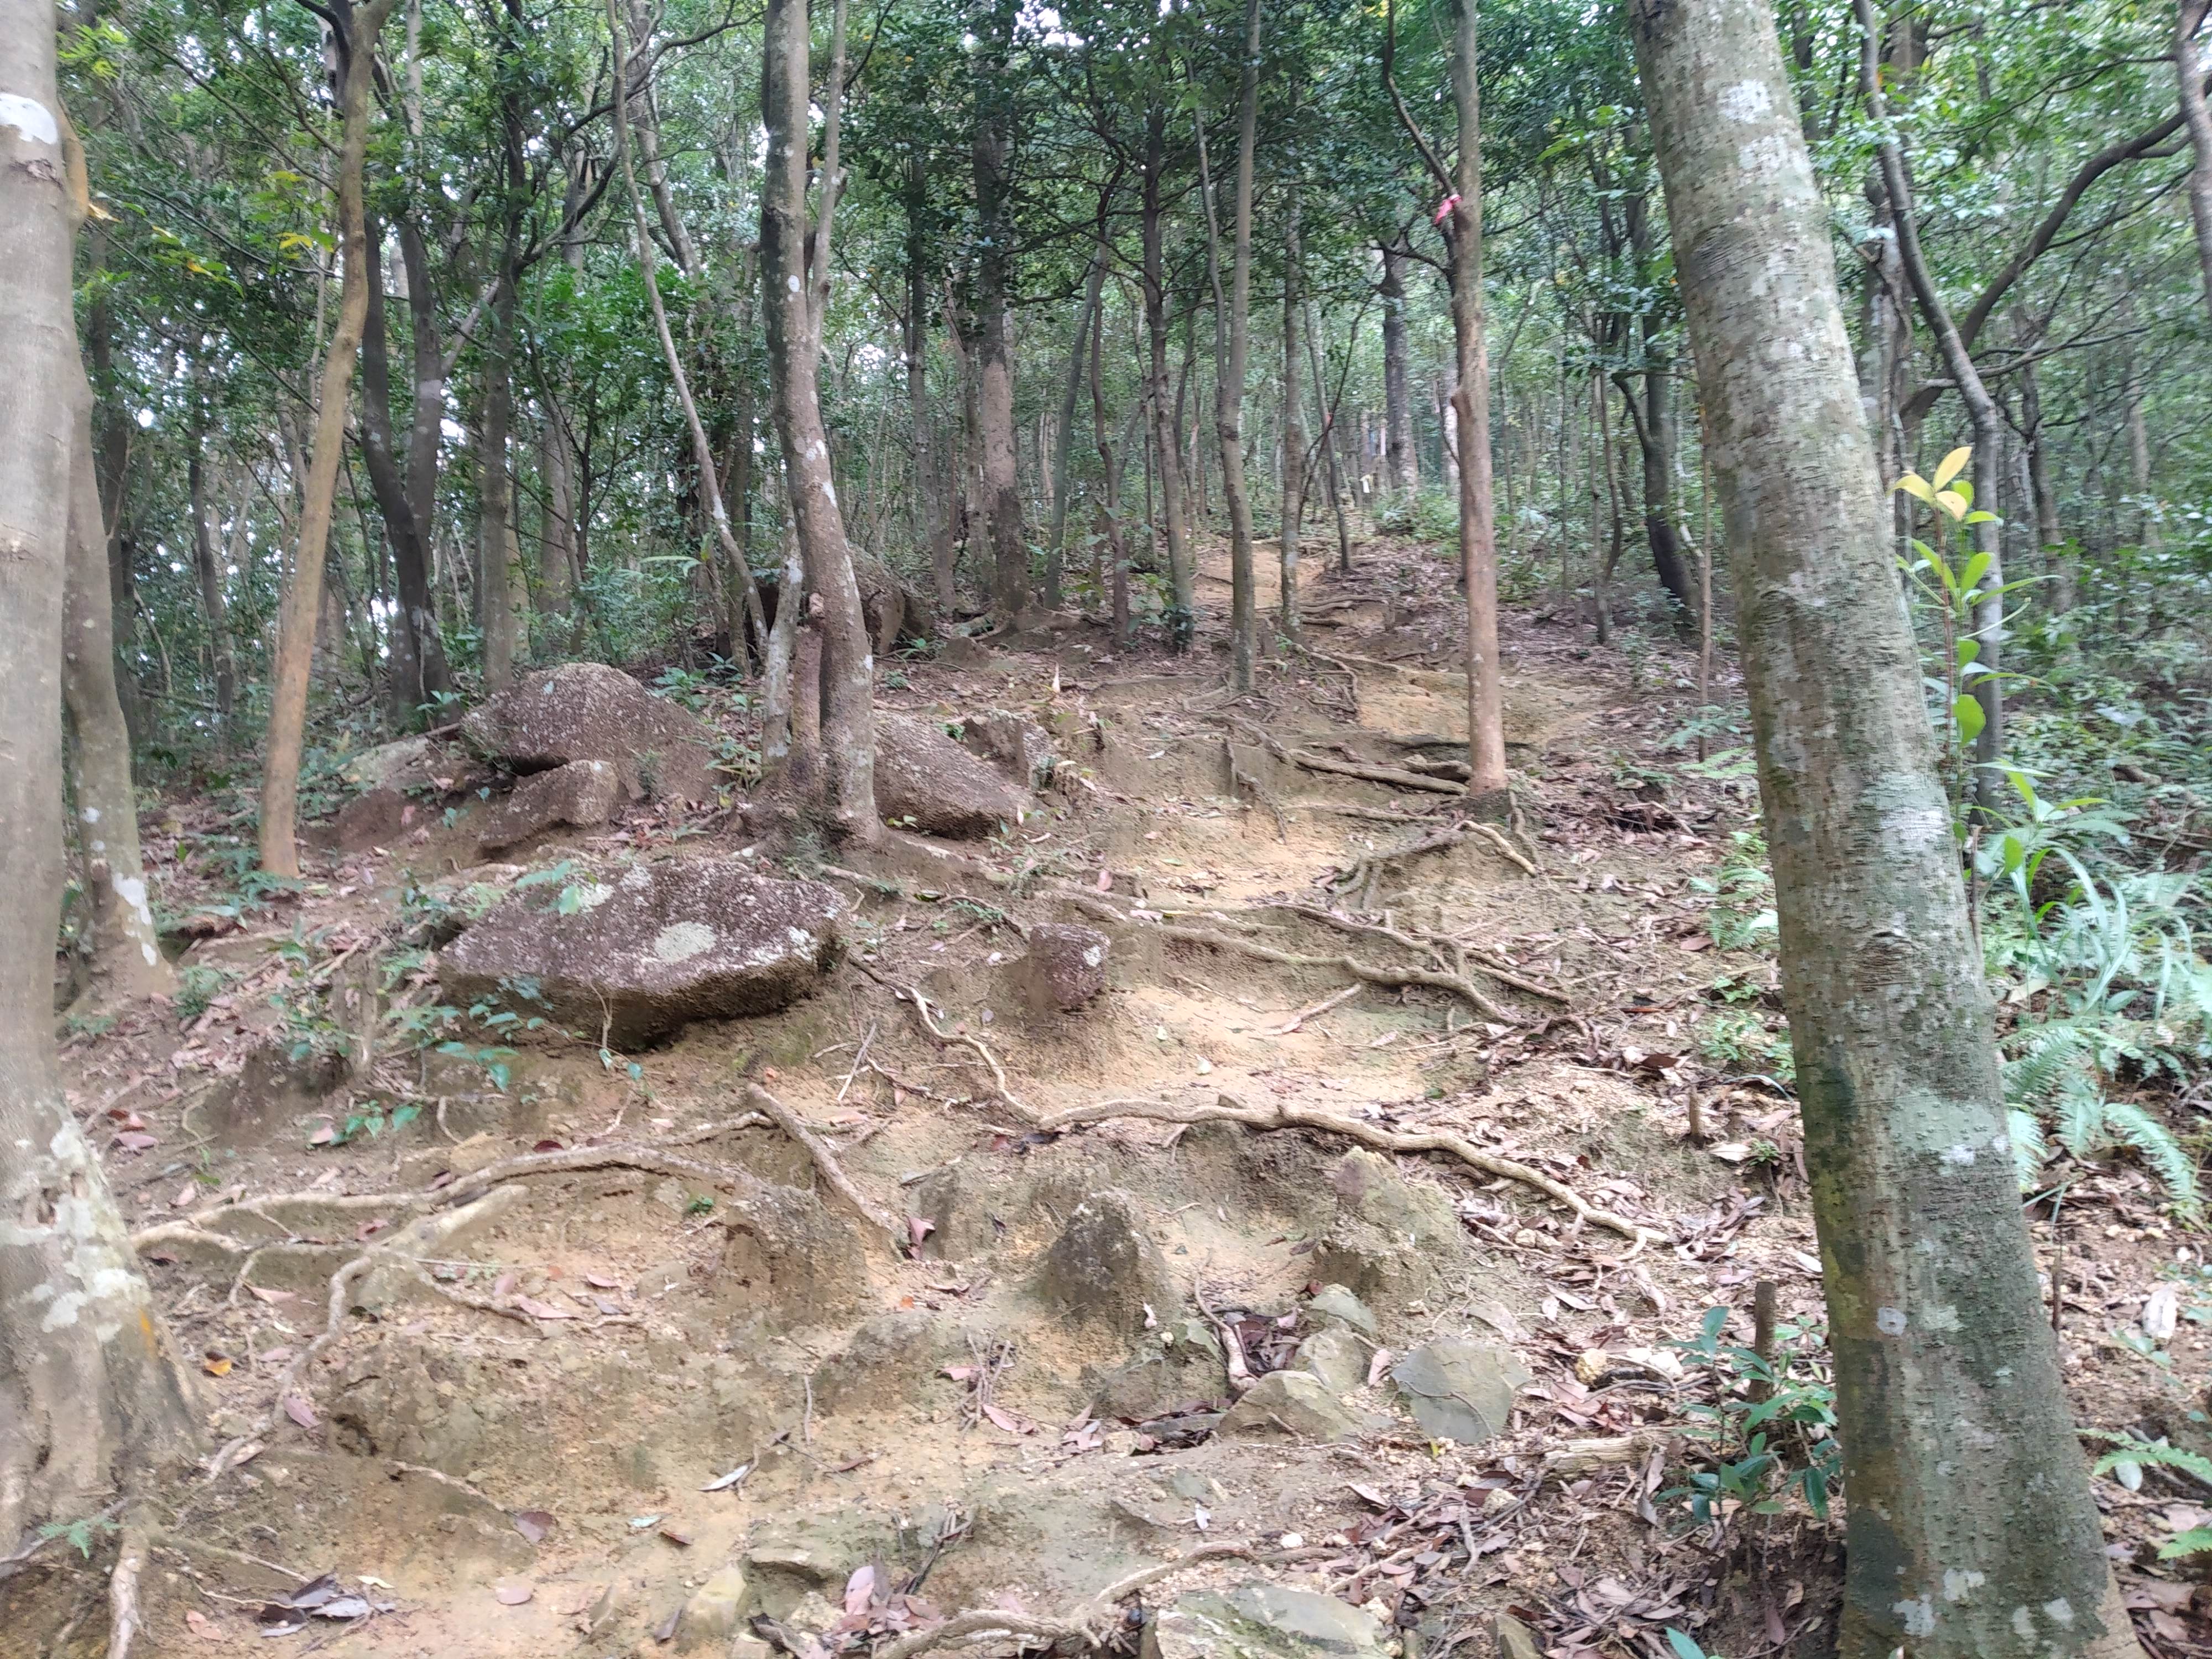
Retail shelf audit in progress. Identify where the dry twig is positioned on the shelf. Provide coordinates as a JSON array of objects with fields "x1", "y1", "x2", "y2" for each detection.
[{"x1": 745, "y1": 1082, "x2": 900, "y2": 1242}]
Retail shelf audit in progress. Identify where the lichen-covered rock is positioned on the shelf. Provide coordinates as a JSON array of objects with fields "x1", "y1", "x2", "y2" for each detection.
[
  {"x1": 1390, "y1": 1338, "x2": 1530, "y2": 1443},
  {"x1": 461, "y1": 661, "x2": 718, "y2": 804},
  {"x1": 337, "y1": 734, "x2": 439, "y2": 793},
  {"x1": 960, "y1": 709, "x2": 1057, "y2": 791},
  {"x1": 1016, "y1": 922, "x2": 1110, "y2": 1010},
  {"x1": 875, "y1": 711, "x2": 1030, "y2": 838},
  {"x1": 438, "y1": 859, "x2": 840, "y2": 1048},
  {"x1": 1033, "y1": 1190, "x2": 1179, "y2": 1338},
  {"x1": 477, "y1": 758, "x2": 622, "y2": 853}
]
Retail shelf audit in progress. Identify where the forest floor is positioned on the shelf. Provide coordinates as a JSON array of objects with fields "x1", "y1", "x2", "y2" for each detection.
[{"x1": 13, "y1": 530, "x2": 2212, "y2": 1659}]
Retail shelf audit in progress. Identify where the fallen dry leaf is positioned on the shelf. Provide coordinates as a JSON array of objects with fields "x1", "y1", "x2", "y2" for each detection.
[
  {"x1": 282, "y1": 1394, "x2": 319, "y2": 1429},
  {"x1": 202, "y1": 1353, "x2": 233, "y2": 1378},
  {"x1": 494, "y1": 1583, "x2": 534, "y2": 1606},
  {"x1": 513, "y1": 1510, "x2": 555, "y2": 1543},
  {"x1": 512, "y1": 1294, "x2": 576, "y2": 1321}
]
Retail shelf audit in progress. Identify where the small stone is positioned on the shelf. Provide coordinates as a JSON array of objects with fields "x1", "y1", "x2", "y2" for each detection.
[
  {"x1": 676, "y1": 1565, "x2": 748, "y2": 1651},
  {"x1": 1218, "y1": 1370, "x2": 1379, "y2": 1443},
  {"x1": 1491, "y1": 1613, "x2": 1542, "y2": 1659},
  {"x1": 478, "y1": 758, "x2": 622, "y2": 853},
  {"x1": 1390, "y1": 1339, "x2": 1530, "y2": 1444},
  {"x1": 1016, "y1": 923, "x2": 1112, "y2": 1011},
  {"x1": 1146, "y1": 1583, "x2": 1389, "y2": 1659},
  {"x1": 1305, "y1": 1285, "x2": 1380, "y2": 1340},
  {"x1": 1292, "y1": 1328, "x2": 1371, "y2": 1394}
]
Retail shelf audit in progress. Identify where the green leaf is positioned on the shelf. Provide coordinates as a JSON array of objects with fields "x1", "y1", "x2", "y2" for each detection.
[
  {"x1": 2158, "y1": 1527, "x2": 2212, "y2": 1560},
  {"x1": 1960, "y1": 552, "x2": 1992, "y2": 591},
  {"x1": 1955, "y1": 638, "x2": 1980, "y2": 667},
  {"x1": 1953, "y1": 695, "x2": 1986, "y2": 744},
  {"x1": 1665, "y1": 1628, "x2": 1709, "y2": 1659}
]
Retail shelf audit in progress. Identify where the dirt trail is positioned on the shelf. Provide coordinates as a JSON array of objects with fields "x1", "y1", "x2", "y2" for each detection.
[{"x1": 22, "y1": 532, "x2": 2203, "y2": 1659}]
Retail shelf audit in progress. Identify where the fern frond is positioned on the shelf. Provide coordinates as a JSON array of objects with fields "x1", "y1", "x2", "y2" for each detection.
[
  {"x1": 2053, "y1": 1074, "x2": 2107, "y2": 1161},
  {"x1": 2002, "y1": 1023, "x2": 2096, "y2": 1109},
  {"x1": 2008, "y1": 1108, "x2": 2050, "y2": 1191},
  {"x1": 2094, "y1": 1441, "x2": 2212, "y2": 1488},
  {"x1": 2158, "y1": 1527, "x2": 2212, "y2": 1561},
  {"x1": 2100, "y1": 1102, "x2": 2203, "y2": 1220}
]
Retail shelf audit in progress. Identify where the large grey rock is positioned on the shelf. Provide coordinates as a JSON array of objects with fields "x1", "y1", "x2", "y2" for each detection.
[
  {"x1": 337, "y1": 735, "x2": 439, "y2": 793},
  {"x1": 1033, "y1": 1190, "x2": 1180, "y2": 1339},
  {"x1": 1016, "y1": 923, "x2": 1110, "y2": 1010},
  {"x1": 875, "y1": 712, "x2": 1031, "y2": 838},
  {"x1": 1217, "y1": 1370, "x2": 1379, "y2": 1443},
  {"x1": 462, "y1": 661, "x2": 718, "y2": 804},
  {"x1": 477, "y1": 758, "x2": 622, "y2": 852},
  {"x1": 1314, "y1": 1150, "x2": 1469, "y2": 1312},
  {"x1": 1146, "y1": 1584, "x2": 1389, "y2": 1659},
  {"x1": 438, "y1": 859, "x2": 840, "y2": 1048},
  {"x1": 1390, "y1": 1338, "x2": 1530, "y2": 1444}
]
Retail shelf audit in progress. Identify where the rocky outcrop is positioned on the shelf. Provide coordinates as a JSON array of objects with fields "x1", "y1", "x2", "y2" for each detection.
[
  {"x1": 477, "y1": 758, "x2": 622, "y2": 853},
  {"x1": 1033, "y1": 1190, "x2": 1179, "y2": 1339},
  {"x1": 1147, "y1": 1584, "x2": 1390, "y2": 1659},
  {"x1": 959, "y1": 709, "x2": 1057, "y2": 791},
  {"x1": 461, "y1": 662, "x2": 719, "y2": 804},
  {"x1": 437, "y1": 859, "x2": 841, "y2": 1048},
  {"x1": 1216, "y1": 1370, "x2": 1380, "y2": 1443},
  {"x1": 874, "y1": 712, "x2": 1030, "y2": 838},
  {"x1": 719, "y1": 1180, "x2": 870, "y2": 1323}
]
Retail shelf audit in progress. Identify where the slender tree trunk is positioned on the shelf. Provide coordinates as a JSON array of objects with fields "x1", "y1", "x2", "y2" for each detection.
[
  {"x1": 359, "y1": 218, "x2": 432, "y2": 711},
  {"x1": 1046, "y1": 249, "x2": 1104, "y2": 610},
  {"x1": 1856, "y1": 0, "x2": 2006, "y2": 815},
  {"x1": 477, "y1": 277, "x2": 524, "y2": 686},
  {"x1": 1140, "y1": 104, "x2": 1196, "y2": 645},
  {"x1": 972, "y1": 0, "x2": 1027, "y2": 617},
  {"x1": 188, "y1": 445, "x2": 237, "y2": 738},
  {"x1": 66, "y1": 373, "x2": 174, "y2": 1003},
  {"x1": 3, "y1": 67, "x2": 200, "y2": 1561},
  {"x1": 1631, "y1": 1, "x2": 2145, "y2": 1653},
  {"x1": 904, "y1": 159, "x2": 949, "y2": 603},
  {"x1": 1306, "y1": 300, "x2": 1354, "y2": 573},
  {"x1": 1381, "y1": 239, "x2": 1417, "y2": 493},
  {"x1": 1090, "y1": 233, "x2": 1133, "y2": 644},
  {"x1": 761, "y1": 0, "x2": 875, "y2": 839},
  {"x1": 260, "y1": 0, "x2": 400, "y2": 877},
  {"x1": 2179, "y1": 0, "x2": 2212, "y2": 325},
  {"x1": 1214, "y1": 0, "x2": 1262, "y2": 690},
  {"x1": 1279, "y1": 190, "x2": 1306, "y2": 641},
  {"x1": 2018, "y1": 352, "x2": 2073, "y2": 612},
  {"x1": 393, "y1": 220, "x2": 453, "y2": 703},
  {"x1": 539, "y1": 400, "x2": 577, "y2": 622}
]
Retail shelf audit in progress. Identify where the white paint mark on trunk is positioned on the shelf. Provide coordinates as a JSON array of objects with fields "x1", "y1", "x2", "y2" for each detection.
[
  {"x1": 1717, "y1": 81, "x2": 1772, "y2": 123},
  {"x1": 0, "y1": 93, "x2": 59, "y2": 146},
  {"x1": 1876, "y1": 1306, "x2": 1907, "y2": 1335}
]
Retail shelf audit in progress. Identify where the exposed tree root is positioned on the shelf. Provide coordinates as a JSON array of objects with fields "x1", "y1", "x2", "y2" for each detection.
[
  {"x1": 1236, "y1": 719, "x2": 1463, "y2": 796},
  {"x1": 872, "y1": 1544, "x2": 1259, "y2": 1659},
  {"x1": 1271, "y1": 904, "x2": 1568, "y2": 1003},
  {"x1": 1031, "y1": 1094, "x2": 1656, "y2": 1250},
  {"x1": 106, "y1": 1514, "x2": 148, "y2": 1659},
  {"x1": 745, "y1": 1083, "x2": 899, "y2": 1241},
  {"x1": 848, "y1": 959, "x2": 1036, "y2": 1121}
]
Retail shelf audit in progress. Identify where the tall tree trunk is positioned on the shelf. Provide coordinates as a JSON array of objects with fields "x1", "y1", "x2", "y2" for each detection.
[
  {"x1": 188, "y1": 445, "x2": 237, "y2": 739},
  {"x1": 972, "y1": 0, "x2": 1027, "y2": 617},
  {"x1": 1140, "y1": 104, "x2": 1196, "y2": 645},
  {"x1": 2017, "y1": 351, "x2": 2073, "y2": 612},
  {"x1": 1213, "y1": 0, "x2": 1262, "y2": 691},
  {"x1": 3, "y1": 67, "x2": 200, "y2": 1562},
  {"x1": 84, "y1": 220, "x2": 146, "y2": 748},
  {"x1": 1380, "y1": 238, "x2": 1417, "y2": 492},
  {"x1": 1856, "y1": 0, "x2": 2006, "y2": 816},
  {"x1": 260, "y1": 0, "x2": 400, "y2": 877},
  {"x1": 1089, "y1": 229, "x2": 1133, "y2": 643},
  {"x1": 904, "y1": 159, "x2": 951, "y2": 602},
  {"x1": 1631, "y1": 0, "x2": 2145, "y2": 1653},
  {"x1": 1046, "y1": 248, "x2": 1104, "y2": 609},
  {"x1": 761, "y1": 0, "x2": 875, "y2": 839},
  {"x1": 360, "y1": 217, "x2": 432, "y2": 711},
  {"x1": 477, "y1": 278, "x2": 524, "y2": 686},
  {"x1": 66, "y1": 372, "x2": 174, "y2": 1004},
  {"x1": 2179, "y1": 0, "x2": 2212, "y2": 325},
  {"x1": 1306, "y1": 300, "x2": 1354, "y2": 573},
  {"x1": 1279, "y1": 186, "x2": 1306, "y2": 640},
  {"x1": 393, "y1": 220, "x2": 454, "y2": 705},
  {"x1": 539, "y1": 400, "x2": 577, "y2": 623}
]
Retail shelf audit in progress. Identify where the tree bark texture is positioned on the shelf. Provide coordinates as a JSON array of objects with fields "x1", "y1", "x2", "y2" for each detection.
[
  {"x1": 1380, "y1": 239, "x2": 1417, "y2": 492},
  {"x1": 1279, "y1": 184, "x2": 1306, "y2": 641},
  {"x1": 1444, "y1": 0, "x2": 1508, "y2": 807},
  {"x1": 761, "y1": 0, "x2": 875, "y2": 840},
  {"x1": 1628, "y1": 0, "x2": 2143, "y2": 1652},
  {"x1": 187, "y1": 445, "x2": 237, "y2": 737},
  {"x1": 259, "y1": 0, "x2": 399, "y2": 877},
  {"x1": 2, "y1": 55, "x2": 199, "y2": 1554},
  {"x1": 2178, "y1": 0, "x2": 2212, "y2": 326},
  {"x1": 1140, "y1": 105, "x2": 1196, "y2": 645},
  {"x1": 65, "y1": 370, "x2": 174, "y2": 1005},
  {"x1": 1217, "y1": 0, "x2": 1262, "y2": 691},
  {"x1": 972, "y1": 0, "x2": 1027, "y2": 617},
  {"x1": 1046, "y1": 249, "x2": 1104, "y2": 609}
]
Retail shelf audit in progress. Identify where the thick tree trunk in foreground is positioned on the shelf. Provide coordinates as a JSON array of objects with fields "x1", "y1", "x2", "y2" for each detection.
[
  {"x1": 2180, "y1": 0, "x2": 2212, "y2": 325},
  {"x1": 260, "y1": 0, "x2": 399, "y2": 877},
  {"x1": 1629, "y1": 0, "x2": 2143, "y2": 1652},
  {"x1": 761, "y1": 0, "x2": 875, "y2": 840},
  {"x1": 1443, "y1": 0, "x2": 1507, "y2": 809},
  {"x1": 66, "y1": 375, "x2": 174, "y2": 1005},
  {"x1": 3, "y1": 59, "x2": 199, "y2": 1558}
]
